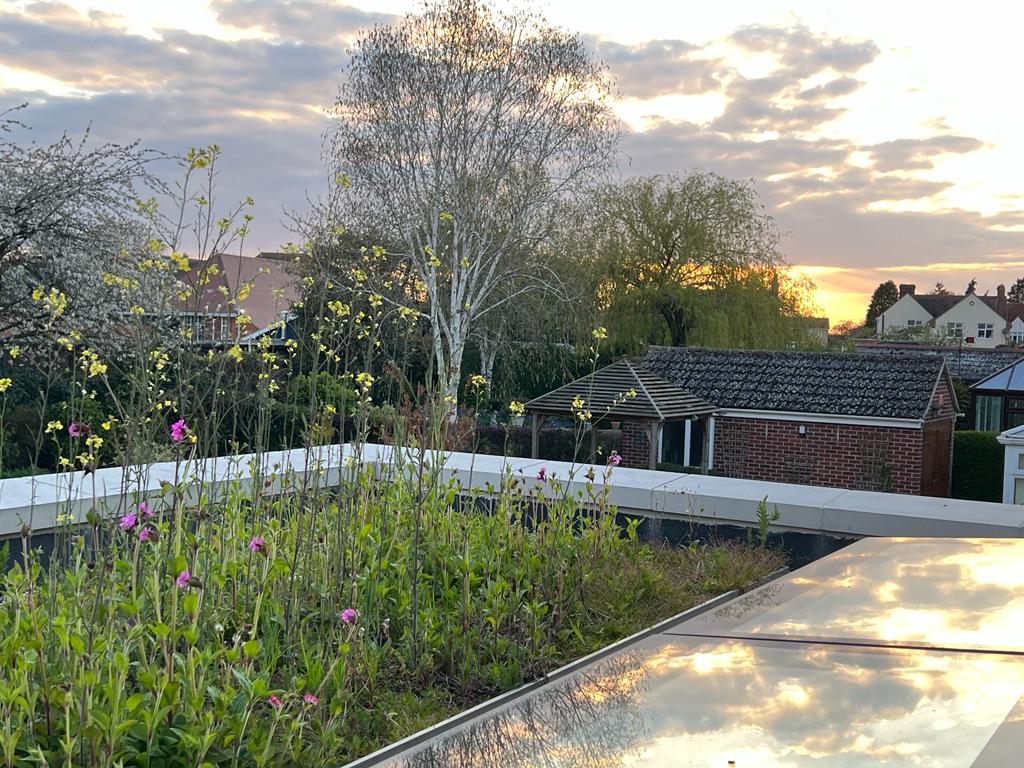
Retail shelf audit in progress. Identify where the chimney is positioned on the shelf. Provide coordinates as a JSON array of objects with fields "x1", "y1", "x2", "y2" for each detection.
[
  {"x1": 899, "y1": 283, "x2": 916, "y2": 297},
  {"x1": 998, "y1": 284, "x2": 1007, "y2": 318}
]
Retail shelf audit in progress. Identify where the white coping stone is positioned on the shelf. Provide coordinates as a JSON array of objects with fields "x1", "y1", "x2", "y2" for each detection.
[{"x1": 2, "y1": 443, "x2": 1023, "y2": 539}]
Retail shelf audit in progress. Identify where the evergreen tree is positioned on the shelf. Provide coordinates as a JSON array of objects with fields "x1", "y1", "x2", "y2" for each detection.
[
  {"x1": 865, "y1": 281, "x2": 899, "y2": 327},
  {"x1": 1008, "y1": 277, "x2": 1024, "y2": 304}
]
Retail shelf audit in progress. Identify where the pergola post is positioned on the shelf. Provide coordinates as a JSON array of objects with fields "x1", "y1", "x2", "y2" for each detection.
[
  {"x1": 531, "y1": 413, "x2": 546, "y2": 459},
  {"x1": 646, "y1": 421, "x2": 662, "y2": 470},
  {"x1": 705, "y1": 415, "x2": 716, "y2": 471}
]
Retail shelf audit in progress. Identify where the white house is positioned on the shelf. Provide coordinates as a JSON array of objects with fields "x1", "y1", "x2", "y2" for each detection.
[{"x1": 876, "y1": 283, "x2": 1022, "y2": 349}]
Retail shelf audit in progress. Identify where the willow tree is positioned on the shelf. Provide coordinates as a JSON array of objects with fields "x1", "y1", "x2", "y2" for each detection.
[
  {"x1": 328, "y1": 0, "x2": 618, "y2": 403},
  {"x1": 578, "y1": 172, "x2": 806, "y2": 349}
]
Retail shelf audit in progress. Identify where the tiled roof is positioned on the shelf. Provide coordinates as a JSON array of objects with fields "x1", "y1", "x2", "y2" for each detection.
[
  {"x1": 641, "y1": 346, "x2": 946, "y2": 420},
  {"x1": 525, "y1": 359, "x2": 716, "y2": 421},
  {"x1": 855, "y1": 344, "x2": 1024, "y2": 383}
]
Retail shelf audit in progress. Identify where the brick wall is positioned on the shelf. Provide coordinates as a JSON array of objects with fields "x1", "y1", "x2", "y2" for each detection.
[
  {"x1": 621, "y1": 421, "x2": 653, "y2": 468},
  {"x1": 712, "y1": 416, "x2": 923, "y2": 494}
]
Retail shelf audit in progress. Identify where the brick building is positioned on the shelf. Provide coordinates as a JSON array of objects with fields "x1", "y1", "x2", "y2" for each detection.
[{"x1": 624, "y1": 347, "x2": 959, "y2": 496}]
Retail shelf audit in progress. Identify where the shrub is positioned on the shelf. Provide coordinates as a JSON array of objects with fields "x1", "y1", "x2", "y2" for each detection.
[{"x1": 951, "y1": 430, "x2": 1003, "y2": 502}]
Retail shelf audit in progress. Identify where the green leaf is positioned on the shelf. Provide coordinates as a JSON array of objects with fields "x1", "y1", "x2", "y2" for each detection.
[{"x1": 242, "y1": 639, "x2": 260, "y2": 658}]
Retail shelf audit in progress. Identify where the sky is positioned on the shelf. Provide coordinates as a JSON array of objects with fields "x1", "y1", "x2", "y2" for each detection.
[{"x1": 2, "y1": 0, "x2": 1023, "y2": 324}]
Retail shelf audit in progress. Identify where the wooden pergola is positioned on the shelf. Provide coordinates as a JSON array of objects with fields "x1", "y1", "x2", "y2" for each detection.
[{"x1": 524, "y1": 359, "x2": 717, "y2": 469}]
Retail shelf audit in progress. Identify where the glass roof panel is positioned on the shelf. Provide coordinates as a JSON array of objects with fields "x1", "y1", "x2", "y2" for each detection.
[
  {"x1": 666, "y1": 538, "x2": 1024, "y2": 653},
  {"x1": 974, "y1": 367, "x2": 1013, "y2": 391},
  {"x1": 370, "y1": 636, "x2": 1024, "y2": 768}
]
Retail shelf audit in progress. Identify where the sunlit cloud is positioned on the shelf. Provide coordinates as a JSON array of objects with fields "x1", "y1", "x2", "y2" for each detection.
[{"x1": 1, "y1": 0, "x2": 1022, "y2": 324}]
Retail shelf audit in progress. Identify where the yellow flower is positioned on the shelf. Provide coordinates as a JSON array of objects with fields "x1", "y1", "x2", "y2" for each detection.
[
  {"x1": 101, "y1": 420, "x2": 112, "y2": 431},
  {"x1": 226, "y1": 345, "x2": 243, "y2": 363},
  {"x1": 571, "y1": 395, "x2": 585, "y2": 410},
  {"x1": 8, "y1": 346, "x2": 20, "y2": 359},
  {"x1": 592, "y1": 327, "x2": 608, "y2": 340},
  {"x1": 85, "y1": 435, "x2": 103, "y2": 450},
  {"x1": 509, "y1": 400, "x2": 525, "y2": 417},
  {"x1": 469, "y1": 374, "x2": 488, "y2": 389},
  {"x1": 0, "y1": 377, "x2": 11, "y2": 393},
  {"x1": 129, "y1": 305, "x2": 145, "y2": 315},
  {"x1": 46, "y1": 420, "x2": 64, "y2": 434},
  {"x1": 355, "y1": 371, "x2": 374, "y2": 391}
]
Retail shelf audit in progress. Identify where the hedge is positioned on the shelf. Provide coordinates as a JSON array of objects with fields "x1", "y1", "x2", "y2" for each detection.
[{"x1": 951, "y1": 430, "x2": 1002, "y2": 502}]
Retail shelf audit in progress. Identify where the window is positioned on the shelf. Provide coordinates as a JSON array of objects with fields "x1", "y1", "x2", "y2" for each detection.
[
  {"x1": 976, "y1": 395, "x2": 1002, "y2": 431},
  {"x1": 978, "y1": 323, "x2": 994, "y2": 339},
  {"x1": 182, "y1": 314, "x2": 205, "y2": 342},
  {"x1": 945, "y1": 322, "x2": 963, "y2": 338},
  {"x1": 1015, "y1": 477, "x2": 1024, "y2": 505},
  {"x1": 907, "y1": 319, "x2": 922, "y2": 327}
]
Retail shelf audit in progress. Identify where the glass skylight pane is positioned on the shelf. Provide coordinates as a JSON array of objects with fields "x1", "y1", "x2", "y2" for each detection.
[
  {"x1": 666, "y1": 538, "x2": 1024, "y2": 653},
  {"x1": 369, "y1": 636, "x2": 1024, "y2": 768}
]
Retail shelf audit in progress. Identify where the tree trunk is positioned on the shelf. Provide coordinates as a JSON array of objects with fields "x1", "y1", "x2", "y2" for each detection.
[{"x1": 657, "y1": 299, "x2": 689, "y2": 347}]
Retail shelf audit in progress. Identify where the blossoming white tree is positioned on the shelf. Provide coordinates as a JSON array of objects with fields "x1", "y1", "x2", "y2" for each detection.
[
  {"x1": 0, "y1": 105, "x2": 155, "y2": 351},
  {"x1": 328, "y1": 0, "x2": 619, "y2": 405}
]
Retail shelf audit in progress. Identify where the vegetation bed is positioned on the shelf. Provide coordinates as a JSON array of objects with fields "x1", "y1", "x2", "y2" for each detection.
[{"x1": 0, "y1": 459, "x2": 782, "y2": 766}]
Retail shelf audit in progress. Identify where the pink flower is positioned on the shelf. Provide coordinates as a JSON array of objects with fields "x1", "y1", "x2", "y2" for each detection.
[
  {"x1": 118, "y1": 512, "x2": 137, "y2": 530},
  {"x1": 341, "y1": 607, "x2": 357, "y2": 625},
  {"x1": 176, "y1": 569, "x2": 191, "y2": 588},
  {"x1": 607, "y1": 451, "x2": 622, "y2": 467},
  {"x1": 302, "y1": 693, "x2": 319, "y2": 705},
  {"x1": 138, "y1": 526, "x2": 154, "y2": 542},
  {"x1": 268, "y1": 695, "x2": 282, "y2": 709},
  {"x1": 170, "y1": 418, "x2": 188, "y2": 443},
  {"x1": 536, "y1": 467, "x2": 546, "y2": 481},
  {"x1": 249, "y1": 536, "x2": 266, "y2": 554},
  {"x1": 68, "y1": 422, "x2": 89, "y2": 437},
  {"x1": 138, "y1": 501, "x2": 153, "y2": 517}
]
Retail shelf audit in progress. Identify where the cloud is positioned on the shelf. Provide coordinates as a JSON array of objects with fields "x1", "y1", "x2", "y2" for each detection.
[
  {"x1": 590, "y1": 38, "x2": 724, "y2": 99},
  {"x1": 0, "y1": 4, "x2": 1019, "y2": 323},
  {"x1": 211, "y1": 0, "x2": 394, "y2": 44}
]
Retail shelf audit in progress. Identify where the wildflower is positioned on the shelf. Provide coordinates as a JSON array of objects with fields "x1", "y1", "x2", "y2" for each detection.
[
  {"x1": 355, "y1": 371, "x2": 374, "y2": 391},
  {"x1": 0, "y1": 378, "x2": 11, "y2": 394},
  {"x1": 138, "y1": 526, "x2": 155, "y2": 542},
  {"x1": 268, "y1": 695, "x2": 282, "y2": 709},
  {"x1": 85, "y1": 434, "x2": 103, "y2": 450},
  {"x1": 101, "y1": 420, "x2": 112, "y2": 431},
  {"x1": 45, "y1": 420, "x2": 64, "y2": 434},
  {"x1": 536, "y1": 467, "x2": 547, "y2": 481},
  {"x1": 249, "y1": 536, "x2": 266, "y2": 554},
  {"x1": 607, "y1": 451, "x2": 623, "y2": 467},
  {"x1": 68, "y1": 422, "x2": 88, "y2": 437},
  {"x1": 176, "y1": 569, "x2": 192, "y2": 588},
  {"x1": 138, "y1": 501, "x2": 153, "y2": 517},
  {"x1": 8, "y1": 346, "x2": 20, "y2": 359},
  {"x1": 509, "y1": 400, "x2": 525, "y2": 417},
  {"x1": 303, "y1": 693, "x2": 319, "y2": 705},
  {"x1": 469, "y1": 374, "x2": 488, "y2": 389},
  {"x1": 119, "y1": 512, "x2": 137, "y2": 531},
  {"x1": 571, "y1": 395, "x2": 585, "y2": 410},
  {"x1": 170, "y1": 418, "x2": 188, "y2": 443},
  {"x1": 341, "y1": 607, "x2": 358, "y2": 625},
  {"x1": 226, "y1": 345, "x2": 243, "y2": 363},
  {"x1": 592, "y1": 327, "x2": 608, "y2": 340}
]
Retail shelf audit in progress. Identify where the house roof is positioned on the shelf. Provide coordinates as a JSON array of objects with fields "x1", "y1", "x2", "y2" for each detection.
[
  {"x1": 971, "y1": 358, "x2": 1024, "y2": 393},
  {"x1": 902, "y1": 292, "x2": 1024, "y2": 323},
  {"x1": 175, "y1": 252, "x2": 299, "y2": 330},
  {"x1": 854, "y1": 343, "x2": 1024, "y2": 383},
  {"x1": 524, "y1": 359, "x2": 716, "y2": 422},
  {"x1": 642, "y1": 346, "x2": 947, "y2": 420}
]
